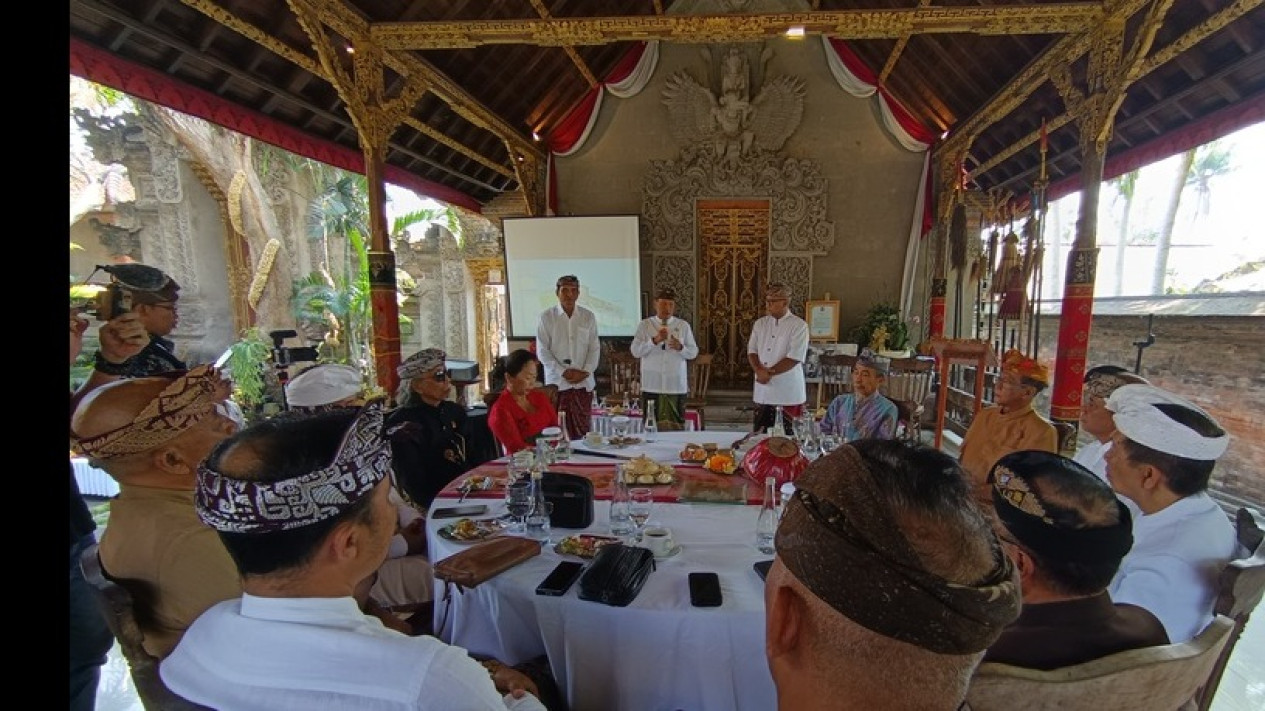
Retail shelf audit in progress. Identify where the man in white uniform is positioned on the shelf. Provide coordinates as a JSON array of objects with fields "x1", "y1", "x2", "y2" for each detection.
[
  {"x1": 747, "y1": 282, "x2": 809, "y2": 434},
  {"x1": 1073, "y1": 365, "x2": 1148, "y2": 483},
  {"x1": 1103, "y1": 384, "x2": 1236, "y2": 643},
  {"x1": 161, "y1": 401, "x2": 547, "y2": 710},
  {"x1": 536, "y1": 274, "x2": 600, "y2": 439},
  {"x1": 630, "y1": 287, "x2": 699, "y2": 429}
]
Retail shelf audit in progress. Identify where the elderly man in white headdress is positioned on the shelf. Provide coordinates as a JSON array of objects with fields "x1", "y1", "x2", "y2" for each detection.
[
  {"x1": 1102, "y1": 383, "x2": 1236, "y2": 642},
  {"x1": 286, "y1": 364, "x2": 433, "y2": 628}
]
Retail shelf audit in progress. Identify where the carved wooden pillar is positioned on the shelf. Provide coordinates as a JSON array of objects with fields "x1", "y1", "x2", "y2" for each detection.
[
  {"x1": 928, "y1": 146, "x2": 968, "y2": 341},
  {"x1": 290, "y1": 0, "x2": 430, "y2": 395},
  {"x1": 1048, "y1": 4, "x2": 1171, "y2": 454}
]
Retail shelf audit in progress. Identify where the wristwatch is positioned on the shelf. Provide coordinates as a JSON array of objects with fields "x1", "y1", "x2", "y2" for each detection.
[{"x1": 93, "y1": 349, "x2": 133, "y2": 375}]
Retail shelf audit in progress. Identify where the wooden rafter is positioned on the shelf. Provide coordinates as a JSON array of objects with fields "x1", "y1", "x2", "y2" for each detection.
[
  {"x1": 529, "y1": 0, "x2": 599, "y2": 88},
  {"x1": 371, "y1": 6, "x2": 1103, "y2": 50},
  {"x1": 878, "y1": 0, "x2": 933, "y2": 86},
  {"x1": 968, "y1": 0, "x2": 1261, "y2": 186}
]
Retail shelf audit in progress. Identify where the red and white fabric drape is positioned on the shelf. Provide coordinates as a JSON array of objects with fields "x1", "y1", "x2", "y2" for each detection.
[
  {"x1": 546, "y1": 41, "x2": 660, "y2": 214},
  {"x1": 823, "y1": 37, "x2": 938, "y2": 319}
]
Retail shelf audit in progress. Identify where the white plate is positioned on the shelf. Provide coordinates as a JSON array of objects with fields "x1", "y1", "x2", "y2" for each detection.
[{"x1": 651, "y1": 544, "x2": 682, "y2": 561}]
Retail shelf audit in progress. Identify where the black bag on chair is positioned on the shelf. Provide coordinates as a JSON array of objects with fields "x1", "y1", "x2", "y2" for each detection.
[
  {"x1": 577, "y1": 544, "x2": 655, "y2": 607},
  {"x1": 542, "y1": 471, "x2": 594, "y2": 529}
]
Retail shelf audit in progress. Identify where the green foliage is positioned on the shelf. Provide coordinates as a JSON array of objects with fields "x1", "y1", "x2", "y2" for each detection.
[
  {"x1": 225, "y1": 327, "x2": 273, "y2": 412},
  {"x1": 851, "y1": 303, "x2": 910, "y2": 352}
]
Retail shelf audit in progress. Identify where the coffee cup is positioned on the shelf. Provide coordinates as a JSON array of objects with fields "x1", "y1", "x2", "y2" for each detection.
[
  {"x1": 643, "y1": 526, "x2": 676, "y2": 558},
  {"x1": 584, "y1": 431, "x2": 603, "y2": 446}
]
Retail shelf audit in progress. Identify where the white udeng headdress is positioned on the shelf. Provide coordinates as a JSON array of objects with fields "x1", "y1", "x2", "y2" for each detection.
[{"x1": 1106, "y1": 384, "x2": 1228, "y2": 461}]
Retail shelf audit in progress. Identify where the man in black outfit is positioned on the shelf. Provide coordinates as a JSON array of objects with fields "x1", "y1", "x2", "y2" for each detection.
[
  {"x1": 386, "y1": 348, "x2": 471, "y2": 508},
  {"x1": 984, "y1": 449, "x2": 1169, "y2": 669}
]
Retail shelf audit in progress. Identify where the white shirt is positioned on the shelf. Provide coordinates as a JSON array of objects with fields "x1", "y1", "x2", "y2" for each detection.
[
  {"x1": 1108, "y1": 492, "x2": 1236, "y2": 642},
  {"x1": 161, "y1": 595, "x2": 545, "y2": 711},
  {"x1": 629, "y1": 316, "x2": 699, "y2": 394},
  {"x1": 747, "y1": 313, "x2": 810, "y2": 406},
  {"x1": 388, "y1": 488, "x2": 423, "y2": 559},
  {"x1": 536, "y1": 304, "x2": 600, "y2": 392}
]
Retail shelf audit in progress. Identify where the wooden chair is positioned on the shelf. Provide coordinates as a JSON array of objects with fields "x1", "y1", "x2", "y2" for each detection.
[
  {"x1": 815, "y1": 354, "x2": 855, "y2": 411},
  {"x1": 78, "y1": 542, "x2": 212, "y2": 711},
  {"x1": 607, "y1": 350, "x2": 640, "y2": 402},
  {"x1": 883, "y1": 356, "x2": 934, "y2": 443},
  {"x1": 685, "y1": 354, "x2": 713, "y2": 430},
  {"x1": 1194, "y1": 507, "x2": 1265, "y2": 710},
  {"x1": 967, "y1": 615, "x2": 1235, "y2": 711}
]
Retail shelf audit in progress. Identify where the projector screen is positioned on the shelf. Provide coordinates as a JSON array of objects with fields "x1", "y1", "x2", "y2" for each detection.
[{"x1": 503, "y1": 216, "x2": 643, "y2": 339}]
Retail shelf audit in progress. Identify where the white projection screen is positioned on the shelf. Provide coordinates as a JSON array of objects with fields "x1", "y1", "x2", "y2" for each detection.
[{"x1": 503, "y1": 215, "x2": 643, "y2": 338}]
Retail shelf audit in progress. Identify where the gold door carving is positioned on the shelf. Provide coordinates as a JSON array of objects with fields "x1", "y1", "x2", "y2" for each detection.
[{"x1": 697, "y1": 200, "x2": 769, "y2": 386}]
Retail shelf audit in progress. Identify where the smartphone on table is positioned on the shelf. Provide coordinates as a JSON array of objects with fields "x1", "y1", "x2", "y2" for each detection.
[
  {"x1": 689, "y1": 572, "x2": 723, "y2": 607},
  {"x1": 432, "y1": 504, "x2": 489, "y2": 520},
  {"x1": 536, "y1": 561, "x2": 586, "y2": 597}
]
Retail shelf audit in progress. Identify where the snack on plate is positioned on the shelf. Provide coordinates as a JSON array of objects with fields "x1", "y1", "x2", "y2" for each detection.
[
  {"x1": 556, "y1": 534, "x2": 621, "y2": 558},
  {"x1": 440, "y1": 518, "x2": 503, "y2": 542},
  {"x1": 608, "y1": 435, "x2": 643, "y2": 447},
  {"x1": 704, "y1": 453, "x2": 737, "y2": 475},
  {"x1": 679, "y1": 443, "x2": 708, "y2": 462},
  {"x1": 622, "y1": 455, "x2": 676, "y2": 484}
]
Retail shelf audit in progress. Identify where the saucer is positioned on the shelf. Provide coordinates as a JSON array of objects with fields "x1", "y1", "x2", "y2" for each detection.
[{"x1": 652, "y1": 544, "x2": 682, "y2": 560}]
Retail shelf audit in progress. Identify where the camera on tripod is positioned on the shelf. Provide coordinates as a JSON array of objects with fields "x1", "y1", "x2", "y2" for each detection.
[{"x1": 268, "y1": 329, "x2": 320, "y2": 379}]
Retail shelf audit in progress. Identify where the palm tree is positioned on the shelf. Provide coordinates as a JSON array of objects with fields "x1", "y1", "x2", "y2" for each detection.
[
  {"x1": 1109, "y1": 170, "x2": 1138, "y2": 296},
  {"x1": 1152, "y1": 142, "x2": 1232, "y2": 294}
]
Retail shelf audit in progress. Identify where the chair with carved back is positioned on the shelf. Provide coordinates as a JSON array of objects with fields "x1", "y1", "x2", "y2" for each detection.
[
  {"x1": 607, "y1": 350, "x2": 640, "y2": 403},
  {"x1": 882, "y1": 356, "x2": 935, "y2": 443},
  {"x1": 966, "y1": 614, "x2": 1235, "y2": 711},
  {"x1": 1194, "y1": 507, "x2": 1265, "y2": 710},
  {"x1": 684, "y1": 354, "x2": 713, "y2": 430},
  {"x1": 815, "y1": 354, "x2": 856, "y2": 412},
  {"x1": 78, "y1": 542, "x2": 212, "y2": 711}
]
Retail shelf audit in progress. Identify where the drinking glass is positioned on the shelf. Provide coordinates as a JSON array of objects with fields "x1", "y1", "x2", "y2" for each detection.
[
  {"x1": 629, "y1": 487, "x2": 654, "y2": 536},
  {"x1": 504, "y1": 479, "x2": 535, "y2": 535},
  {"x1": 820, "y1": 433, "x2": 842, "y2": 455},
  {"x1": 610, "y1": 415, "x2": 631, "y2": 444},
  {"x1": 798, "y1": 433, "x2": 821, "y2": 462}
]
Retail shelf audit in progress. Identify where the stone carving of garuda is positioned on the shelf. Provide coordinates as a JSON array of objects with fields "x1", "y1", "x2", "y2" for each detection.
[{"x1": 662, "y1": 46, "x2": 804, "y2": 169}]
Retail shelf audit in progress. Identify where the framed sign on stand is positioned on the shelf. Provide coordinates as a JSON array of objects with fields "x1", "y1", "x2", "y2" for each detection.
[{"x1": 805, "y1": 300, "x2": 840, "y2": 342}]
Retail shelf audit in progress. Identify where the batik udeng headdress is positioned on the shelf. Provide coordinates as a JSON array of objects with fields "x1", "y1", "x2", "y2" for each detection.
[{"x1": 74, "y1": 365, "x2": 227, "y2": 460}]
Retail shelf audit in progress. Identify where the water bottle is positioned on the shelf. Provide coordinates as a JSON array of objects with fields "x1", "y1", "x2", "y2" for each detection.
[
  {"x1": 756, "y1": 476, "x2": 778, "y2": 554},
  {"x1": 643, "y1": 399, "x2": 658, "y2": 441},
  {"x1": 609, "y1": 463, "x2": 634, "y2": 537},
  {"x1": 525, "y1": 469, "x2": 553, "y2": 543},
  {"x1": 554, "y1": 410, "x2": 572, "y2": 460},
  {"x1": 536, "y1": 430, "x2": 558, "y2": 469},
  {"x1": 772, "y1": 405, "x2": 786, "y2": 436}
]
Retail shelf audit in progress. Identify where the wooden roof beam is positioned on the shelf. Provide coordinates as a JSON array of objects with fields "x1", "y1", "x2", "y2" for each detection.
[
  {"x1": 371, "y1": 6, "x2": 1103, "y2": 50},
  {"x1": 529, "y1": 0, "x2": 599, "y2": 88}
]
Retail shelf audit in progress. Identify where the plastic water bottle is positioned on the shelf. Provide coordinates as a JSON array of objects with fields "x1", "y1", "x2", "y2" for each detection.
[
  {"x1": 643, "y1": 399, "x2": 658, "y2": 441},
  {"x1": 525, "y1": 470, "x2": 552, "y2": 543},
  {"x1": 756, "y1": 476, "x2": 778, "y2": 554},
  {"x1": 772, "y1": 405, "x2": 786, "y2": 436},
  {"x1": 610, "y1": 463, "x2": 634, "y2": 537}
]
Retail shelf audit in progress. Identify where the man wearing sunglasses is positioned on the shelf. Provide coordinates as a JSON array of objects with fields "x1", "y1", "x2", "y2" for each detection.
[{"x1": 386, "y1": 348, "x2": 472, "y2": 509}]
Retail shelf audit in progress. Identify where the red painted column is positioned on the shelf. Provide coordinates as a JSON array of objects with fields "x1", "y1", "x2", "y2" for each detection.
[
  {"x1": 928, "y1": 278, "x2": 947, "y2": 339},
  {"x1": 364, "y1": 148, "x2": 402, "y2": 398}
]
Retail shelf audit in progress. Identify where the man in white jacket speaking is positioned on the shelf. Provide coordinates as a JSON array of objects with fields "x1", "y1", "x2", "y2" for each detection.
[{"x1": 630, "y1": 287, "x2": 699, "y2": 429}]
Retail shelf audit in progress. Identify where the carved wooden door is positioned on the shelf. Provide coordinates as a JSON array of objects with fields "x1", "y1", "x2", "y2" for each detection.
[{"x1": 696, "y1": 200, "x2": 769, "y2": 386}]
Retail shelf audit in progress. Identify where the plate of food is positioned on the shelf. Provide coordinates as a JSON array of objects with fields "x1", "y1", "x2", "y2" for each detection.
[
  {"x1": 437, "y1": 518, "x2": 505, "y2": 543},
  {"x1": 555, "y1": 534, "x2": 622, "y2": 559},
  {"x1": 678, "y1": 443, "x2": 709, "y2": 464},
  {"x1": 703, "y1": 452, "x2": 738, "y2": 475},
  {"x1": 607, "y1": 435, "x2": 643, "y2": 448},
  {"x1": 620, "y1": 455, "x2": 677, "y2": 485}
]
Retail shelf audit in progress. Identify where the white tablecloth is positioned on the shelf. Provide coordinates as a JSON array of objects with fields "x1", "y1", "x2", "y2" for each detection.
[
  {"x1": 427, "y1": 431, "x2": 776, "y2": 711},
  {"x1": 72, "y1": 457, "x2": 118, "y2": 498}
]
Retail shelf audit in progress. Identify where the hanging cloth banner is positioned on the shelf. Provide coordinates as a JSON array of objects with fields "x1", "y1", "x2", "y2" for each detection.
[
  {"x1": 823, "y1": 36, "x2": 939, "y2": 322},
  {"x1": 546, "y1": 41, "x2": 660, "y2": 214}
]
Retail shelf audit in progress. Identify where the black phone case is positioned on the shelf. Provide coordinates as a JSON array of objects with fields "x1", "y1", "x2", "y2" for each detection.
[
  {"x1": 432, "y1": 505, "x2": 489, "y2": 519},
  {"x1": 689, "y1": 572, "x2": 723, "y2": 607},
  {"x1": 536, "y1": 561, "x2": 586, "y2": 596}
]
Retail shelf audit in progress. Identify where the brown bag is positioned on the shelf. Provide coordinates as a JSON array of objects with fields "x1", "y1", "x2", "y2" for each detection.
[{"x1": 434, "y1": 536, "x2": 540, "y2": 590}]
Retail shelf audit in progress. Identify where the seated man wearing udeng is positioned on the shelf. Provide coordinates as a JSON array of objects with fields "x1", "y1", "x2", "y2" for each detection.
[
  {"x1": 985, "y1": 450, "x2": 1168, "y2": 669},
  {"x1": 819, "y1": 348, "x2": 899, "y2": 442}
]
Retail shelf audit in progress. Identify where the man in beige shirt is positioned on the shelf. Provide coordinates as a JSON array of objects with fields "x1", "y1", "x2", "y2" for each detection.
[
  {"x1": 71, "y1": 366, "x2": 242, "y2": 657},
  {"x1": 959, "y1": 349, "x2": 1058, "y2": 504}
]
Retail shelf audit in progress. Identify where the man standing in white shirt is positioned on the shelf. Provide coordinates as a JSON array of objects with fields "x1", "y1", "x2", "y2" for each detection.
[
  {"x1": 1074, "y1": 365, "x2": 1148, "y2": 484},
  {"x1": 746, "y1": 282, "x2": 809, "y2": 434},
  {"x1": 1103, "y1": 384, "x2": 1236, "y2": 643},
  {"x1": 630, "y1": 287, "x2": 699, "y2": 430},
  {"x1": 536, "y1": 274, "x2": 601, "y2": 439}
]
